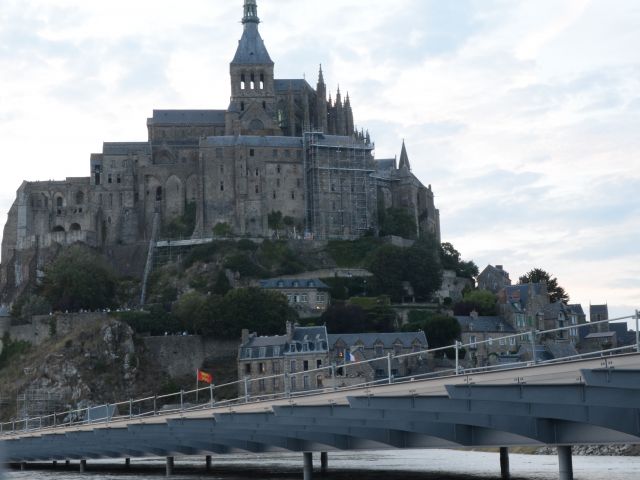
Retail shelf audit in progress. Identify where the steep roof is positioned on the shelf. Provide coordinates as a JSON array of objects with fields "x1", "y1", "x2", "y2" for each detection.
[
  {"x1": 455, "y1": 316, "x2": 516, "y2": 333},
  {"x1": 232, "y1": 23, "x2": 273, "y2": 65},
  {"x1": 291, "y1": 326, "x2": 327, "y2": 343},
  {"x1": 502, "y1": 283, "x2": 547, "y2": 309},
  {"x1": 275, "y1": 79, "x2": 314, "y2": 93},
  {"x1": 259, "y1": 279, "x2": 329, "y2": 290},
  {"x1": 151, "y1": 110, "x2": 226, "y2": 125},
  {"x1": 328, "y1": 332, "x2": 427, "y2": 349},
  {"x1": 203, "y1": 136, "x2": 302, "y2": 148}
]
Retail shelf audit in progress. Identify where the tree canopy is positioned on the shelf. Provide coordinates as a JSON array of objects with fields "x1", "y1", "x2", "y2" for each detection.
[
  {"x1": 519, "y1": 268, "x2": 570, "y2": 303},
  {"x1": 453, "y1": 289, "x2": 498, "y2": 316},
  {"x1": 402, "y1": 311, "x2": 461, "y2": 354},
  {"x1": 41, "y1": 246, "x2": 117, "y2": 312},
  {"x1": 378, "y1": 207, "x2": 417, "y2": 239},
  {"x1": 439, "y1": 242, "x2": 479, "y2": 279},
  {"x1": 367, "y1": 236, "x2": 443, "y2": 303}
]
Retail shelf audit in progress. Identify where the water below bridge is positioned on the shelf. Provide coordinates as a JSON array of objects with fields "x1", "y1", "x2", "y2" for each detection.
[{"x1": 3, "y1": 449, "x2": 640, "y2": 480}]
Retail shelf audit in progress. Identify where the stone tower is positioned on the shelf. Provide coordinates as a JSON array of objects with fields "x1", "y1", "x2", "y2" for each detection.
[
  {"x1": 226, "y1": 0, "x2": 280, "y2": 136},
  {"x1": 316, "y1": 66, "x2": 328, "y2": 133}
]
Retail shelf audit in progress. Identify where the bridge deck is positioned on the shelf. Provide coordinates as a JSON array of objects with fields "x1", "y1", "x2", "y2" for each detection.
[{"x1": 2, "y1": 353, "x2": 640, "y2": 463}]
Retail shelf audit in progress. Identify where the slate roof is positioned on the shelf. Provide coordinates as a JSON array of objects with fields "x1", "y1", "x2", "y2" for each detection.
[
  {"x1": 568, "y1": 304, "x2": 585, "y2": 316},
  {"x1": 232, "y1": 23, "x2": 273, "y2": 65},
  {"x1": 274, "y1": 79, "x2": 314, "y2": 93},
  {"x1": 455, "y1": 316, "x2": 516, "y2": 333},
  {"x1": 328, "y1": 332, "x2": 428, "y2": 349},
  {"x1": 151, "y1": 110, "x2": 226, "y2": 125},
  {"x1": 585, "y1": 332, "x2": 616, "y2": 339},
  {"x1": 260, "y1": 279, "x2": 329, "y2": 290},
  {"x1": 203, "y1": 136, "x2": 302, "y2": 148},
  {"x1": 244, "y1": 335, "x2": 288, "y2": 348},
  {"x1": 102, "y1": 142, "x2": 151, "y2": 156},
  {"x1": 291, "y1": 326, "x2": 327, "y2": 343},
  {"x1": 375, "y1": 158, "x2": 397, "y2": 172}
]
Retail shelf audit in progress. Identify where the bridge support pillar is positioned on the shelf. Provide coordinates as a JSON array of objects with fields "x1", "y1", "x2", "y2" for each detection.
[
  {"x1": 52, "y1": 460, "x2": 57, "y2": 468},
  {"x1": 166, "y1": 456, "x2": 175, "y2": 476},
  {"x1": 320, "y1": 452, "x2": 328, "y2": 475},
  {"x1": 303, "y1": 452, "x2": 313, "y2": 480},
  {"x1": 500, "y1": 447, "x2": 510, "y2": 479},
  {"x1": 79, "y1": 459, "x2": 87, "y2": 473},
  {"x1": 558, "y1": 446, "x2": 573, "y2": 480},
  {"x1": 125, "y1": 458, "x2": 131, "y2": 469},
  {"x1": 19, "y1": 462, "x2": 26, "y2": 471},
  {"x1": 65, "y1": 460, "x2": 70, "y2": 466},
  {"x1": 206, "y1": 455, "x2": 212, "y2": 471}
]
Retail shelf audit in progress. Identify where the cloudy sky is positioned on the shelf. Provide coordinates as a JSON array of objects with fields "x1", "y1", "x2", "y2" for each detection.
[{"x1": 0, "y1": 0, "x2": 638, "y2": 321}]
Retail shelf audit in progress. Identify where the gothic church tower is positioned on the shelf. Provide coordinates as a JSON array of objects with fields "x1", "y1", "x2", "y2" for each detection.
[{"x1": 226, "y1": 0, "x2": 281, "y2": 135}]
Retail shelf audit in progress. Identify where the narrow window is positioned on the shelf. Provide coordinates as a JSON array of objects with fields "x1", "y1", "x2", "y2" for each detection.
[
  {"x1": 156, "y1": 187, "x2": 162, "y2": 201},
  {"x1": 262, "y1": 101, "x2": 266, "y2": 110},
  {"x1": 241, "y1": 74, "x2": 246, "y2": 90},
  {"x1": 255, "y1": 168, "x2": 259, "y2": 176},
  {"x1": 272, "y1": 191, "x2": 277, "y2": 199},
  {"x1": 255, "y1": 184, "x2": 259, "y2": 194},
  {"x1": 108, "y1": 174, "x2": 113, "y2": 184},
  {"x1": 241, "y1": 102, "x2": 245, "y2": 111},
  {"x1": 250, "y1": 73, "x2": 255, "y2": 89},
  {"x1": 220, "y1": 181, "x2": 224, "y2": 192},
  {"x1": 291, "y1": 191, "x2": 295, "y2": 200},
  {"x1": 250, "y1": 149, "x2": 255, "y2": 157},
  {"x1": 276, "y1": 164, "x2": 281, "y2": 173},
  {"x1": 116, "y1": 174, "x2": 121, "y2": 184},
  {"x1": 260, "y1": 73, "x2": 265, "y2": 90}
]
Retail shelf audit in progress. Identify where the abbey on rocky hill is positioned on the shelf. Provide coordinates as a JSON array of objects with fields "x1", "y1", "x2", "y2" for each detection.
[{"x1": 1, "y1": 1, "x2": 440, "y2": 298}]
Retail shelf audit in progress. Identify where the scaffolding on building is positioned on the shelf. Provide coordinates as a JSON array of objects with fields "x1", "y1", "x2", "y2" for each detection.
[
  {"x1": 303, "y1": 130, "x2": 377, "y2": 240},
  {"x1": 16, "y1": 387, "x2": 62, "y2": 420}
]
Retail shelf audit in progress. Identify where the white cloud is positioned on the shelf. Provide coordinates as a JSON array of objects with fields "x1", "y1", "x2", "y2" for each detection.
[{"x1": 0, "y1": 0, "x2": 638, "y2": 319}]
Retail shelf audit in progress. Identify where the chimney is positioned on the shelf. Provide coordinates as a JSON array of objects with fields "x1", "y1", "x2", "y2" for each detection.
[
  {"x1": 286, "y1": 321, "x2": 294, "y2": 340},
  {"x1": 496, "y1": 265, "x2": 503, "y2": 271}
]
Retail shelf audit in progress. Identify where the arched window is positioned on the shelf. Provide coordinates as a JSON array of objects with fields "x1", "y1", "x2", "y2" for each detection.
[
  {"x1": 56, "y1": 197, "x2": 63, "y2": 208},
  {"x1": 75, "y1": 191, "x2": 84, "y2": 205},
  {"x1": 70, "y1": 223, "x2": 81, "y2": 232},
  {"x1": 156, "y1": 186, "x2": 163, "y2": 201},
  {"x1": 52, "y1": 226, "x2": 65, "y2": 233}
]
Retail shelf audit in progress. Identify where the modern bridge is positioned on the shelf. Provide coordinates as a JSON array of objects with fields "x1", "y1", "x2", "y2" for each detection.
[
  {"x1": 2, "y1": 314, "x2": 640, "y2": 480},
  {"x1": 2, "y1": 353, "x2": 640, "y2": 479}
]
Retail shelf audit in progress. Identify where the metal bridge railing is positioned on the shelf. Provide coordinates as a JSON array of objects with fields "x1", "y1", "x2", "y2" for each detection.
[{"x1": 1, "y1": 311, "x2": 638, "y2": 437}]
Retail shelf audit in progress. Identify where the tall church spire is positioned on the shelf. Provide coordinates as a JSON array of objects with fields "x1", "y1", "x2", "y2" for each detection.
[
  {"x1": 243, "y1": 0, "x2": 260, "y2": 25},
  {"x1": 399, "y1": 139, "x2": 411, "y2": 171}
]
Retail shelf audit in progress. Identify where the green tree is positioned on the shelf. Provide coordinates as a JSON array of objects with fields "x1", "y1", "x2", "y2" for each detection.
[
  {"x1": 519, "y1": 268, "x2": 570, "y2": 303},
  {"x1": 405, "y1": 237, "x2": 443, "y2": 300},
  {"x1": 213, "y1": 270, "x2": 232, "y2": 296},
  {"x1": 267, "y1": 210, "x2": 283, "y2": 237},
  {"x1": 439, "y1": 242, "x2": 478, "y2": 279},
  {"x1": 379, "y1": 207, "x2": 417, "y2": 239},
  {"x1": 212, "y1": 288, "x2": 297, "y2": 339},
  {"x1": 213, "y1": 222, "x2": 232, "y2": 237},
  {"x1": 454, "y1": 289, "x2": 497, "y2": 316},
  {"x1": 42, "y1": 246, "x2": 117, "y2": 312},
  {"x1": 17, "y1": 295, "x2": 51, "y2": 319},
  {"x1": 172, "y1": 291, "x2": 210, "y2": 333},
  {"x1": 403, "y1": 311, "x2": 461, "y2": 355},
  {"x1": 321, "y1": 303, "x2": 369, "y2": 333},
  {"x1": 367, "y1": 244, "x2": 407, "y2": 302}
]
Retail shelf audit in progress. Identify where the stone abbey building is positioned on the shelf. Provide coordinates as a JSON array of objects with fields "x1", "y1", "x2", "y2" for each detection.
[{"x1": 1, "y1": 1, "x2": 440, "y2": 301}]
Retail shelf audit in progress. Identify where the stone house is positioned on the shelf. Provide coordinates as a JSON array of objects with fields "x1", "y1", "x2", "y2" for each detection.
[
  {"x1": 477, "y1": 265, "x2": 511, "y2": 293},
  {"x1": 589, "y1": 304, "x2": 610, "y2": 333},
  {"x1": 582, "y1": 331, "x2": 617, "y2": 352},
  {"x1": 237, "y1": 323, "x2": 428, "y2": 396},
  {"x1": 436, "y1": 270, "x2": 473, "y2": 303},
  {"x1": 498, "y1": 283, "x2": 550, "y2": 333},
  {"x1": 541, "y1": 302, "x2": 586, "y2": 346},
  {"x1": 455, "y1": 312, "x2": 518, "y2": 367},
  {"x1": 259, "y1": 278, "x2": 330, "y2": 316}
]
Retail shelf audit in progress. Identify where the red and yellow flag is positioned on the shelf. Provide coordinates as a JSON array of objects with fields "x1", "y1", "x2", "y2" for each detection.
[{"x1": 197, "y1": 370, "x2": 213, "y2": 384}]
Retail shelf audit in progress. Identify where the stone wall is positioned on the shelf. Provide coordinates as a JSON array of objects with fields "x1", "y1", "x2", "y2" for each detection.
[
  {"x1": 142, "y1": 336, "x2": 238, "y2": 379},
  {"x1": 7, "y1": 312, "x2": 109, "y2": 346}
]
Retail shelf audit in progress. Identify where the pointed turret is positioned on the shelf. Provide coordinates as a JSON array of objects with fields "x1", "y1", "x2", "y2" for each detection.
[
  {"x1": 345, "y1": 92, "x2": 354, "y2": 137},
  {"x1": 335, "y1": 86, "x2": 346, "y2": 135},
  {"x1": 399, "y1": 139, "x2": 411, "y2": 171},
  {"x1": 232, "y1": 0, "x2": 272, "y2": 66},
  {"x1": 316, "y1": 65, "x2": 328, "y2": 132}
]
